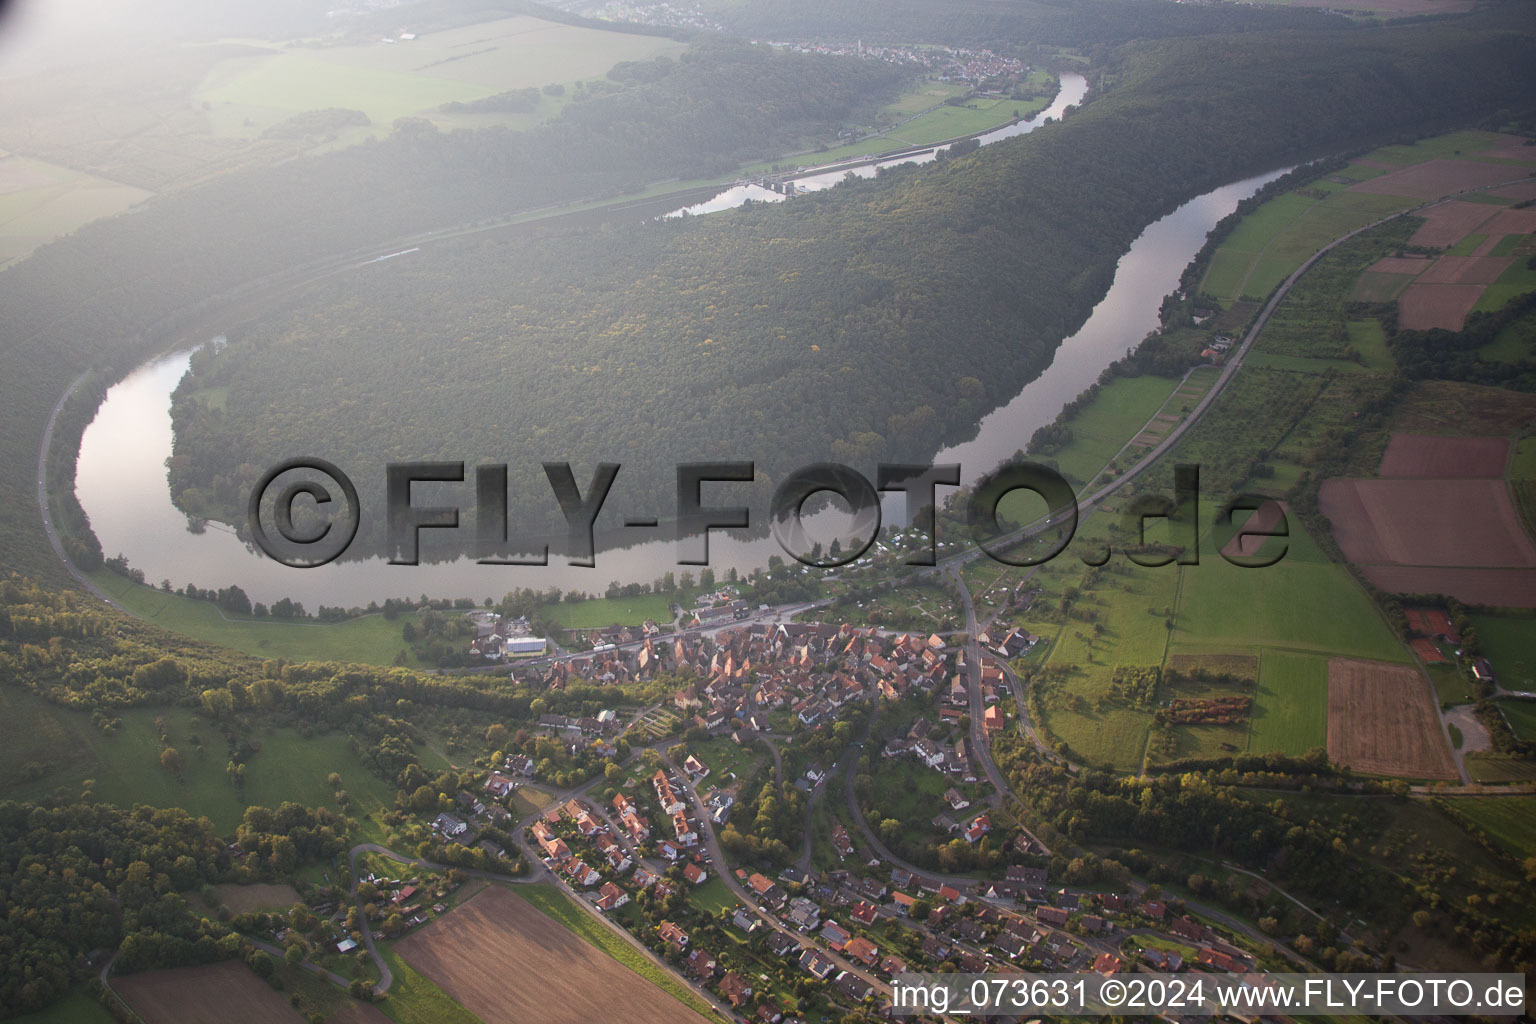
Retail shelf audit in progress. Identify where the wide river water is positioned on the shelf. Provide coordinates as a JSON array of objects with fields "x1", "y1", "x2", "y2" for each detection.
[{"x1": 75, "y1": 74, "x2": 1287, "y2": 607}]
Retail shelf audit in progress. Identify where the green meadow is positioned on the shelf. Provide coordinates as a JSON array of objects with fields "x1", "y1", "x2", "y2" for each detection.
[
  {"x1": 0, "y1": 687, "x2": 409, "y2": 832},
  {"x1": 90, "y1": 569, "x2": 417, "y2": 667},
  {"x1": 1248, "y1": 650, "x2": 1329, "y2": 756}
]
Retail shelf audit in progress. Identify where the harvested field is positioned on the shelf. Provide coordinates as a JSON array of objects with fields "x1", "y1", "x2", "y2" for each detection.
[
  {"x1": 1477, "y1": 207, "x2": 1536, "y2": 236},
  {"x1": 1318, "y1": 478, "x2": 1536, "y2": 567},
  {"x1": 1326, "y1": 658, "x2": 1457, "y2": 779},
  {"x1": 1405, "y1": 200, "x2": 1501, "y2": 247},
  {"x1": 1352, "y1": 161, "x2": 1525, "y2": 202},
  {"x1": 1358, "y1": 565, "x2": 1536, "y2": 607},
  {"x1": 1398, "y1": 282, "x2": 1483, "y2": 330},
  {"x1": 396, "y1": 885, "x2": 713, "y2": 1024},
  {"x1": 114, "y1": 962, "x2": 302, "y2": 1024},
  {"x1": 1416, "y1": 255, "x2": 1514, "y2": 285},
  {"x1": 1378, "y1": 434, "x2": 1509, "y2": 478},
  {"x1": 1219, "y1": 499, "x2": 1289, "y2": 559},
  {"x1": 1367, "y1": 255, "x2": 1434, "y2": 275}
]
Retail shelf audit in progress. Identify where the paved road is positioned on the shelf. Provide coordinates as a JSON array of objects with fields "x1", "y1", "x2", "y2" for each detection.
[{"x1": 949, "y1": 567, "x2": 1052, "y2": 854}]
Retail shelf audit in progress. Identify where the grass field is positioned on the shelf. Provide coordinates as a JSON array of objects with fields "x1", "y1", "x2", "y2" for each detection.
[
  {"x1": 10, "y1": 989, "x2": 116, "y2": 1024},
  {"x1": 0, "y1": 155, "x2": 152, "y2": 266},
  {"x1": 1033, "y1": 374, "x2": 1183, "y2": 489},
  {"x1": 1172, "y1": 519, "x2": 1409, "y2": 664},
  {"x1": 1445, "y1": 796, "x2": 1536, "y2": 857},
  {"x1": 0, "y1": 687, "x2": 405, "y2": 831},
  {"x1": 542, "y1": 591, "x2": 677, "y2": 629},
  {"x1": 196, "y1": 17, "x2": 687, "y2": 137},
  {"x1": 1465, "y1": 753, "x2": 1536, "y2": 782},
  {"x1": 688, "y1": 876, "x2": 741, "y2": 916},
  {"x1": 1196, "y1": 132, "x2": 1523, "y2": 306},
  {"x1": 1470, "y1": 613, "x2": 1536, "y2": 691},
  {"x1": 1249, "y1": 650, "x2": 1329, "y2": 756},
  {"x1": 90, "y1": 569, "x2": 417, "y2": 667},
  {"x1": 1474, "y1": 254, "x2": 1536, "y2": 313},
  {"x1": 1034, "y1": 514, "x2": 1182, "y2": 770},
  {"x1": 1496, "y1": 699, "x2": 1536, "y2": 741},
  {"x1": 884, "y1": 97, "x2": 1030, "y2": 146},
  {"x1": 1203, "y1": 190, "x2": 1415, "y2": 305}
]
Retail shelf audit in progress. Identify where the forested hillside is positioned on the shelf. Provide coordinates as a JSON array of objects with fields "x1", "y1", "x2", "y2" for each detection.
[
  {"x1": 167, "y1": 19, "x2": 1536, "y2": 555},
  {"x1": 0, "y1": 43, "x2": 908, "y2": 585}
]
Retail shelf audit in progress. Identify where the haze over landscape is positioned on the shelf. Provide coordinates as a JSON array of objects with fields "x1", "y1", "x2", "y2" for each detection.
[{"x1": 2, "y1": 0, "x2": 1536, "y2": 1021}]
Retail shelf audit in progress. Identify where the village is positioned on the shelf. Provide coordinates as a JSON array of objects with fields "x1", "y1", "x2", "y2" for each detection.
[{"x1": 366, "y1": 603, "x2": 1284, "y2": 1023}]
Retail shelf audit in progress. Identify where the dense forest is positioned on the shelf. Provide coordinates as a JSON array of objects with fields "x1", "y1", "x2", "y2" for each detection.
[{"x1": 164, "y1": 18, "x2": 1536, "y2": 557}]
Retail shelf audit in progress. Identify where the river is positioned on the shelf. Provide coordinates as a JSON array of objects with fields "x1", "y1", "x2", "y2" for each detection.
[
  {"x1": 74, "y1": 80, "x2": 1287, "y2": 608},
  {"x1": 665, "y1": 73, "x2": 1089, "y2": 218}
]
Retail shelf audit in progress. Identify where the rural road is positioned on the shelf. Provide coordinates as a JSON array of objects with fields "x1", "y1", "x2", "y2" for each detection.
[
  {"x1": 657, "y1": 752, "x2": 893, "y2": 1001},
  {"x1": 35, "y1": 368, "x2": 124, "y2": 612}
]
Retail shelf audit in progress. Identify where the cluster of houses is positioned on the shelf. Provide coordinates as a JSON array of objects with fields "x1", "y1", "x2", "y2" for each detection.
[
  {"x1": 465, "y1": 610, "x2": 548, "y2": 660},
  {"x1": 1199, "y1": 334, "x2": 1236, "y2": 363},
  {"x1": 357, "y1": 870, "x2": 458, "y2": 936},
  {"x1": 511, "y1": 623, "x2": 962, "y2": 745}
]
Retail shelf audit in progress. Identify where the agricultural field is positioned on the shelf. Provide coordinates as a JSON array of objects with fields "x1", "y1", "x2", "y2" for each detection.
[
  {"x1": 1318, "y1": 476, "x2": 1536, "y2": 607},
  {"x1": 0, "y1": 687, "x2": 404, "y2": 832},
  {"x1": 1325, "y1": 658, "x2": 1457, "y2": 780},
  {"x1": 397, "y1": 886, "x2": 715, "y2": 1024},
  {"x1": 1445, "y1": 797, "x2": 1536, "y2": 857},
  {"x1": 196, "y1": 18, "x2": 688, "y2": 138},
  {"x1": 1171, "y1": 516, "x2": 1410, "y2": 664},
  {"x1": 89, "y1": 569, "x2": 419, "y2": 667},
  {"x1": 0, "y1": 154, "x2": 151, "y2": 266},
  {"x1": 884, "y1": 96, "x2": 1031, "y2": 146},
  {"x1": 1464, "y1": 754, "x2": 1536, "y2": 783},
  {"x1": 1032, "y1": 517, "x2": 1182, "y2": 771},
  {"x1": 1033, "y1": 374, "x2": 1185, "y2": 488},
  {"x1": 1198, "y1": 131, "x2": 1536, "y2": 308},
  {"x1": 1248, "y1": 650, "x2": 1329, "y2": 756},
  {"x1": 114, "y1": 961, "x2": 305, "y2": 1024}
]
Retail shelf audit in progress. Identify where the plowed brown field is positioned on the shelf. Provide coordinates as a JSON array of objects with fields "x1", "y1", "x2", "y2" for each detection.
[
  {"x1": 396, "y1": 886, "x2": 713, "y2": 1024},
  {"x1": 1327, "y1": 658, "x2": 1456, "y2": 780}
]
